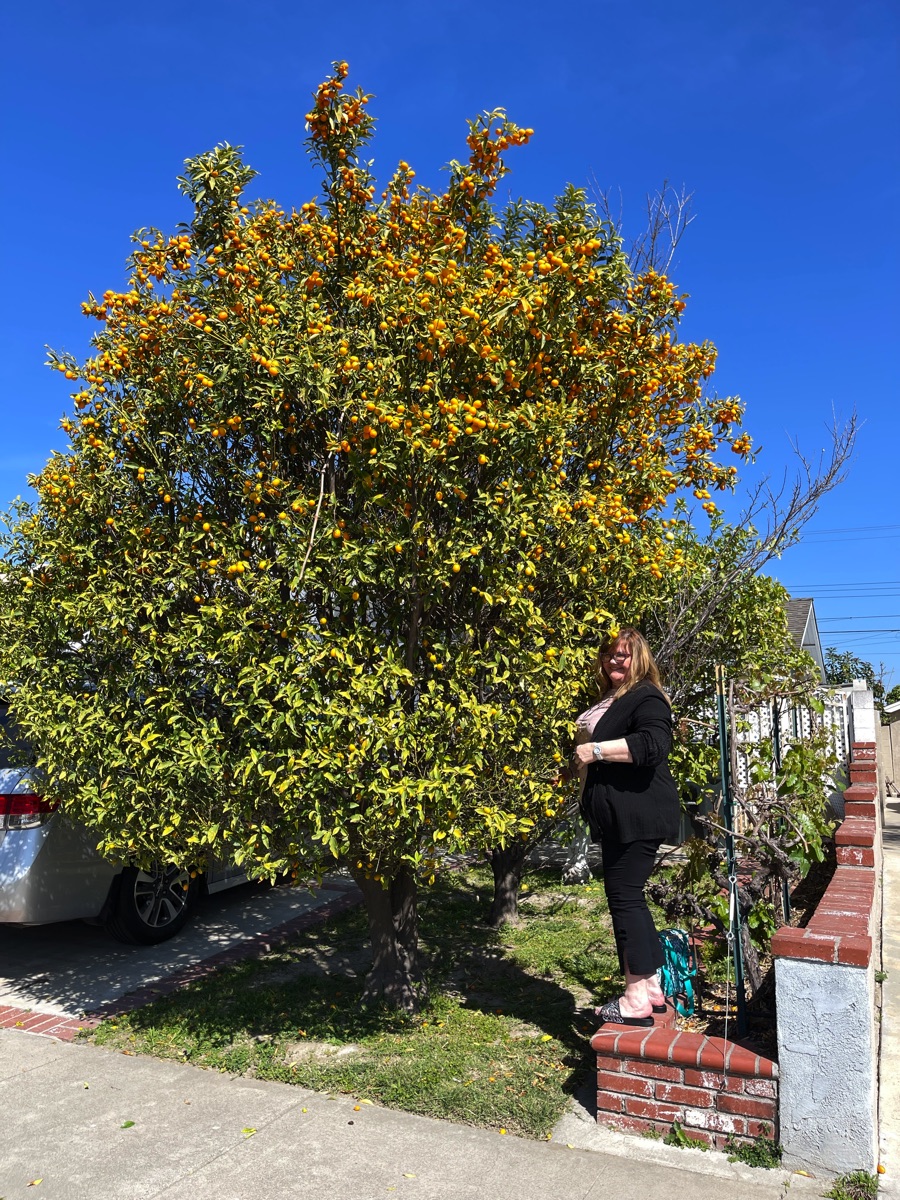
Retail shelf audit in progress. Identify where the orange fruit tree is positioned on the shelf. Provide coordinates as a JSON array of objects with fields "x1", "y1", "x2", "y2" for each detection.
[{"x1": 0, "y1": 63, "x2": 750, "y2": 1008}]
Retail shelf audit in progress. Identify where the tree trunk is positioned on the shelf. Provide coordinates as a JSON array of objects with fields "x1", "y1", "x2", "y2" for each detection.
[
  {"x1": 562, "y1": 821, "x2": 592, "y2": 885},
  {"x1": 488, "y1": 840, "x2": 528, "y2": 927},
  {"x1": 350, "y1": 862, "x2": 426, "y2": 1012}
]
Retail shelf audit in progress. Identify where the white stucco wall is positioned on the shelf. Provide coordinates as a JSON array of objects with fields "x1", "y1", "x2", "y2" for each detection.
[
  {"x1": 775, "y1": 956, "x2": 877, "y2": 1174},
  {"x1": 851, "y1": 680, "x2": 878, "y2": 745}
]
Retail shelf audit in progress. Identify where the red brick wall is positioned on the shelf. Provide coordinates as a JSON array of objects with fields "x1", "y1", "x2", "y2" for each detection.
[{"x1": 771, "y1": 742, "x2": 877, "y2": 968}]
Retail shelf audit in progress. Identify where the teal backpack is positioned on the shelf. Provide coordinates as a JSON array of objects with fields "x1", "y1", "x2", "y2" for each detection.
[{"x1": 657, "y1": 928, "x2": 698, "y2": 1018}]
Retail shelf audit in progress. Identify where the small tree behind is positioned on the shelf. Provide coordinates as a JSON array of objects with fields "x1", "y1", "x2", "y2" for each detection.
[{"x1": 824, "y1": 648, "x2": 886, "y2": 706}]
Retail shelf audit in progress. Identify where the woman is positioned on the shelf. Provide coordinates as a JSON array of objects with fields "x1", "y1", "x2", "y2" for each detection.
[{"x1": 571, "y1": 627, "x2": 680, "y2": 1026}]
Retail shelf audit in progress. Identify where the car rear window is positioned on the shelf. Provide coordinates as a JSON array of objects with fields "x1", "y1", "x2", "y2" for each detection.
[{"x1": 0, "y1": 703, "x2": 33, "y2": 771}]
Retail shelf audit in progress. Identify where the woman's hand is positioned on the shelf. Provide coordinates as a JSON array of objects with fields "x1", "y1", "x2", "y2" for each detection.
[
  {"x1": 571, "y1": 739, "x2": 634, "y2": 768},
  {"x1": 572, "y1": 743, "x2": 597, "y2": 768}
]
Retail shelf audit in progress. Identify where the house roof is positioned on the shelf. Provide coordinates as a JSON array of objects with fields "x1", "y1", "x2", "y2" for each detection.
[
  {"x1": 786, "y1": 598, "x2": 814, "y2": 645},
  {"x1": 785, "y1": 596, "x2": 826, "y2": 681}
]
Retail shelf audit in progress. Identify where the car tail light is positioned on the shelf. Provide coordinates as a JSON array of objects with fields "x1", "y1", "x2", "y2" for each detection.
[{"x1": 0, "y1": 794, "x2": 59, "y2": 830}]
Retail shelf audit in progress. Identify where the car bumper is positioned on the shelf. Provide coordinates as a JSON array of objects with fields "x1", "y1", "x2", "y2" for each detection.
[{"x1": 0, "y1": 818, "x2": 119, "y2": 925}]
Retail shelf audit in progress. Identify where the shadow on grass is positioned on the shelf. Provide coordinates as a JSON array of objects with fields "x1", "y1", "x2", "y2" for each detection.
[
  {"x1": 416, "y1": 867, "x2": 618, "y2": 1100},
  {"x1": 95, "y1": 865, "x2": 623, "y2": 1129}
]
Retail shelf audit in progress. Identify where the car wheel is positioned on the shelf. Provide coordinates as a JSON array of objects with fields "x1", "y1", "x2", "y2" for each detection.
[{"x1": 105, "y1": 864, "x2": 198, "y2": 944}]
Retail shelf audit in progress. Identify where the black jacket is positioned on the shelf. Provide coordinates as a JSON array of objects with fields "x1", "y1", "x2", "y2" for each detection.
[{"x1": 579, "y1": 682, "x2": 680, "y2": 844}]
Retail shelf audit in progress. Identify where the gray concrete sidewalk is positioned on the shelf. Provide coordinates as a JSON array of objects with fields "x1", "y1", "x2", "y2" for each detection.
[{"x1": 0, "y1": 1030, "x2": 821, "y2": 1200}]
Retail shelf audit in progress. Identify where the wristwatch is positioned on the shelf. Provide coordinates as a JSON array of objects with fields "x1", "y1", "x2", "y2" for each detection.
[{"x1": 592, "y1": 743, "x2": 604, "y2": 761}]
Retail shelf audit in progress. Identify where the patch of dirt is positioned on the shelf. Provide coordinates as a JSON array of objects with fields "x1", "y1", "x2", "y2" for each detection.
[
  {"x1": 786, "y1": 840, "x2": 837, "y2": 928},
  {"x1": 517, "y1": 890, "x2": 603, "y2": 913},
  {"x1": 284, "y1": 1040, "x2": 365, "y2": 1063}
]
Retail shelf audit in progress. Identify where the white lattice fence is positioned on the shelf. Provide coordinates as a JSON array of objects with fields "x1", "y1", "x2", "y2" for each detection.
[{"x1": 729, "y1": 687, "x2": 851, "y2": 833}]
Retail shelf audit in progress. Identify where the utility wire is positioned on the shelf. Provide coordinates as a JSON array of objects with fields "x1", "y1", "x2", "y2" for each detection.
[
  {"x1": 818, "y1": 615, "x2": 899, "y2": 621},
  {"x1": 786, "y1": 579, "x2": 900, "y2": 584},
  {"x1": 803, "y1": 524, "x2": 900, "y2": 535}
]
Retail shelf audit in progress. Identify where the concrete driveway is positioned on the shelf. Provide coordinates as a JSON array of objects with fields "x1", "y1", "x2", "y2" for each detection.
[{"x1": 0, "y1": 877, "x2": 360, "y2": 1023}]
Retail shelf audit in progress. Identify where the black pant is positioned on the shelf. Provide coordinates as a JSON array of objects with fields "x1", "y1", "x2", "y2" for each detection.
[{"x1": 600, "y1": 835, "x2": 664, "y2": 977}]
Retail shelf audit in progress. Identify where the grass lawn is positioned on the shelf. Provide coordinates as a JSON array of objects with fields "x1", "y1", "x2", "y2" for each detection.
[{"x1": 88, "y1": 864, "x2": 625, "y2": 1138}]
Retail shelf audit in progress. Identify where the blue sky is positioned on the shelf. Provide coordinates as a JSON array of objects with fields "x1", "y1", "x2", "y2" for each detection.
[{"x1": 2, "y1": 1, "x2": 898, "y2": 684}]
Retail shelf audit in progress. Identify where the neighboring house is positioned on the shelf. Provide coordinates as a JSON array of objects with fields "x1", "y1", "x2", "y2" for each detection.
[{"x1": 785, "y1": 596, "x2": 826, "y2": 681}]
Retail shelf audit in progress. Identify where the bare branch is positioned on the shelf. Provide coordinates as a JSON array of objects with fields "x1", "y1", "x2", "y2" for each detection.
[
  {"x1": 590, "y1": 178, "x2": 696, "y2": 276},
  {"x1": 647, "y1": 413, "x2": 858, "y2": 706}
]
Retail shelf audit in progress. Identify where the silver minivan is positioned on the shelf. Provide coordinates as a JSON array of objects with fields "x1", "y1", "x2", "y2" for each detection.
[{"x1": 0, "y1": 702, "x2": 246, "y2": 943}]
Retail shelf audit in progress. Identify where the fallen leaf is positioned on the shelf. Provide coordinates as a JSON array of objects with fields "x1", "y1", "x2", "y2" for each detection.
[
  {"x1": 83, "y1": 1083, "x2": 89, "y2": 1089},
  {"x1": 28, "y1": 1180, "x2": 43, "y2": 1188},
  {"x1": 402, "y1": 1173, "x2": 416, "y2": 1179},
  {"x1": 241, "y1": 1127, "x2": 257, "y2": 1138},
  {"x1": 540, "y1": 1034, "x2": 552, "y2": 1042},
  {"x1": 121, "y1": 1120, "x2": 135, "y2": 1129},
  {"x1": 358, "y1": 1099, "x2": 373, "y2": 1106}
]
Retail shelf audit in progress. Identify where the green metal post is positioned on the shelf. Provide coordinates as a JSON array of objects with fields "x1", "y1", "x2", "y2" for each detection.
[{"x1": 716, "y1": 664, "x2": 747, "y2": 1037}]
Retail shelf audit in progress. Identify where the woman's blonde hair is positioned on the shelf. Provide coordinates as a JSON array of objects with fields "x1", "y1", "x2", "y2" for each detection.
[{"x1": 594, "y1": 626, "x2": 669, "y2": 703}]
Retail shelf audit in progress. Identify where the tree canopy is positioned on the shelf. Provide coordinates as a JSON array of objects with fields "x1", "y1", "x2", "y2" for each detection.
[
  {"x1": 824, "y1": 647, "x2": 885, "y2": 704},
  {"x1": 0, "y1": 63, "x2": 753, "y2": 1005}
]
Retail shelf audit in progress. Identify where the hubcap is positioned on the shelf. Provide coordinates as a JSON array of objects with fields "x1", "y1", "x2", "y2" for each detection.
[{"x1": 132, "y1": 865, "x2": 191, "y2": 929}]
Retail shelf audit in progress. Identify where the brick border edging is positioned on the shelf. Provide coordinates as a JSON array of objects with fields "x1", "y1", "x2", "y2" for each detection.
[
  {"x1": 0, "y1": 1006, "x2": 89, "y2": 1041},
  {"x1": 0, "y1": 881, "x2": 363, "y2": 1041}
]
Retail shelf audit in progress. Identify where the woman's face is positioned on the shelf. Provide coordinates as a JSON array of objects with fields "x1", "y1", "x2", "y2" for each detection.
[{"x1": 602, "y1": 638, "x2": 633, "y2": 688}]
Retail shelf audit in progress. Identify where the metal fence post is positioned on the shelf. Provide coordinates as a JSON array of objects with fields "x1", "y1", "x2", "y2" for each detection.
[{"x1": 715, "y1": 664, "x2": 747, "y2": 1037}]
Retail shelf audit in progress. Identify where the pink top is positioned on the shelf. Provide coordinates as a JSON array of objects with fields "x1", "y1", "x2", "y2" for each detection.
[
  {"x1": 575, "y1": 695, "x2": 614, "y2": 740},
  {"x1": 574, "y1": 694, "x2": 614, "y2": 793}
]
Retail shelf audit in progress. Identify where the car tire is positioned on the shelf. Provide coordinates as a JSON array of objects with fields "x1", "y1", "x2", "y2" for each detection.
[{"x1": 105, "y1": 864, "x2": 199, "y2": 944}]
